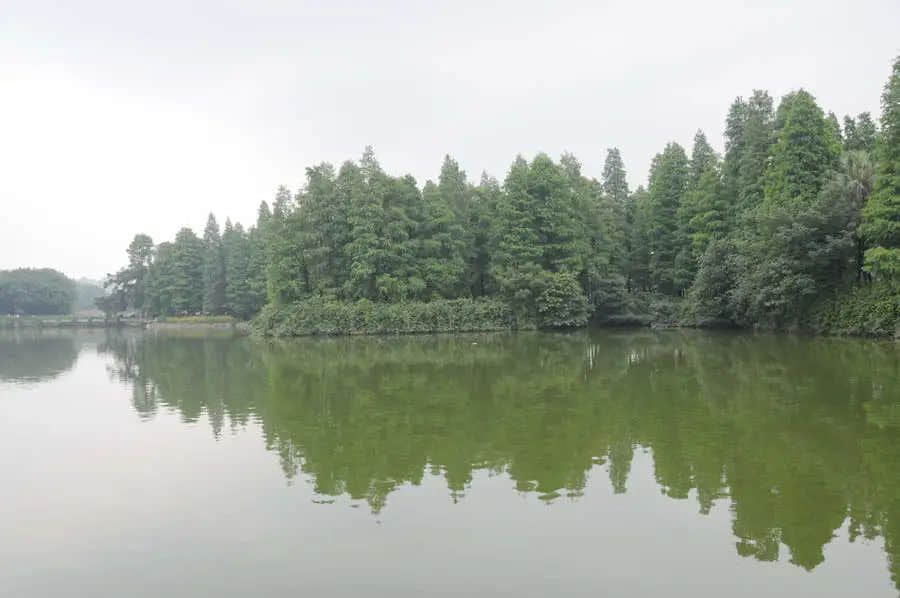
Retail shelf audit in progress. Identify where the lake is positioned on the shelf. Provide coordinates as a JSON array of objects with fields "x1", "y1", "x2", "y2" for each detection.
[{"x1": 1, "y1": 329, "x2": 898, "y2": 597}]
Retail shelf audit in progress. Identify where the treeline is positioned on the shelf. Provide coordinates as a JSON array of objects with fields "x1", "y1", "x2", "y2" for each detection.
[
  {"x1": 0, "y1": 268, "x2": 75, "y2": 315},
  {"x1": 100, "y1": 222, "x2": 268, "y2": 319},
  {"x1": 106, "y1": 56, "x2": 900, "y2": 334}
]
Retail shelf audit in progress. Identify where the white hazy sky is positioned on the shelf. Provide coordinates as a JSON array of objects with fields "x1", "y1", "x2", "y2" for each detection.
[{"x1": 2, "y1": 0, "x2": 898, "y2": 280}]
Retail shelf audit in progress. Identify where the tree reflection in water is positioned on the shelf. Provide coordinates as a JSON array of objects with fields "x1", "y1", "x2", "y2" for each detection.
[{"x1": 98, "y1": 330, "x2": 900, "y2": 587}]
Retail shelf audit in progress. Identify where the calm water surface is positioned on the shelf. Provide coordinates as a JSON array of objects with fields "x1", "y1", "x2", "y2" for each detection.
[{"x1": 1, "y1": 329, "x2": 898, "y2": 597}]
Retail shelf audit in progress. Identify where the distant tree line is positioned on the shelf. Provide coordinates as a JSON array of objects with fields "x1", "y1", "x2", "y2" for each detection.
[
  {"x1": 105, "y1": 56, "x2": 900, "y2": 333},
  {"x1": 0, "y1": 269, "x2": 76, "y2": 315}
]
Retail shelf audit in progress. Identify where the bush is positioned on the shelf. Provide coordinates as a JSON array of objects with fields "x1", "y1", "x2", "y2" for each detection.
[
  {"x1": 810, "y1": 281, "x2": 899, "y2": 337},
  {"x1": 254, "y1": 297, "x2": 531, "y2": 337},
  {"x1": 535, "y1": 272, "x2": 589, "y2": 329}
]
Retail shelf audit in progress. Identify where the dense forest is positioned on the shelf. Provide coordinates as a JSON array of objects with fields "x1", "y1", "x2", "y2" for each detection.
[{"x1": 104, "y1": 56, "x2": 900, "y2": 336}]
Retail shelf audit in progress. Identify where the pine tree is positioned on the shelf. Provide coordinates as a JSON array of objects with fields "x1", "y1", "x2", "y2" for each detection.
[
  {"x1": 170, "y1": 228, "x2": 204, "y2": 314},
  {"x1": 625, "y1": 186, "x2": 651, "y2": 292},
  {"x1": 345, "y1": 152, "x2": 383, "y2": 300},
  {"x1": 599, "y1": 148, "x2": 629, "y2": 278},
  {"x1": 737, "y1": 91, "x2": 775, "y2": 212},
  {"x1": 861, "y1": 56, "x2": 900, "y2": 278},
  {"x1": 493, "y1": 156, "x2": 545, "y2": 320},
  {"x1": 855, "y1": 112, "x2": 877, "y2": 152},
  {"x1": 265, "y1": 186, "x2": 307, "y2": 305},
  {"x1": 421, "y1": 170, "x2": 467, "y2": 298},
  {"x1": 679, "y1": 130, "x2": 725, "y2": 267},
  {"x1": 648, "y1": 142, "x2": 690, "y2": 294},
  {"x1": 826, "y1": 111, "x2": 843, "y2": 147},
  {"x1": 223, "y1": 220, "x2": 255, "y2": 318},
  {"x1": 298, "y1": 163, "x2": 350, "y2": 298},
  {"x1": 845, "y1": 112, "x2": 878, "y2": 152},
  {"x1": 467, "y1": 173, "x2": 501, "y2": 297},
  {"x1": 602, "y1": 148, "x2": 629, "y2": 204},
  {"x1": 764, "y1": 90, "x2": 840, "y2": 207},
  {"x1": 202, "y1": 213, "x2": 226, "y2": 314}
]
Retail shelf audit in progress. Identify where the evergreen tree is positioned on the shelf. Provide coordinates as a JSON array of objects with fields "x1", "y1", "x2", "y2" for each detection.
[
  {"x1": 624, "y1": 186, "x2": 651, "y2": 292},
  {"x1": 421, "y1": 174, "x2": 467, "y2": 298},
  {"x1": 861, "y1": 56, "x2": 900, "y2": 278},
  {"x1": 105, "y1": 234, "x2": 154, "y2": 314},
  {"x1": 845, "y1": 112, "x2": 878, "y2": 152},
  {"x1": 679, "y1": 131, "x2": 725, "y2": 270},
  {"x1": 202, "y1": 213, "x2": 226, "y2": 314},
  {"x1": 601, "y1": 148, "x2": 629, "y2": 204},
  {"x1": 223, "y1": 220, "x2": 256, "y2": 319},
  {"x1": 467, "y1": 173, "x2": 501, "y2": 297},
  {"x1": 826, "y1": 111, "x2": 843, "y2": 147},
  {"x1": 265, "y1": 186, "x2": 306, "y2": 305},
  {"x1": 345, "y1": 150, "x2": 386, "y2": 300},
  {"x1": 298, "y1": 163, "x2": 350, "y2": 298},
  {"x1": 763, "y1": 90, "x2": 840, "y2": 207},
  {"x1": 737, "y1": 91, "x2": 775, "y2": 213},
  {"x1": 855, "y1": 112, "x2": 877, "y2": 152},
  {"x1": 648, "y1": 142, "x2": 690, "y2": 294},
  {"x1": 145, "y1": 242, "x2": 174, "y2": 316},
  {"x1": 170, "y1": 228, "x2": 204, "y2": 314},
  {"x1": 493, "y1": 156, "x2": 544, "y2": 319},
  {"x1": 247, "y1": 202, "x2": 272, "y2": 313},
  {"x1": 377, "y1": 173, "x2": 424, "y2": 300},
  {"x1": 723, "y1": 91, "x2": 775, "y2": 217},
  {"x1": 598, "y1": 149, "x2": 628, "y2": 280}
]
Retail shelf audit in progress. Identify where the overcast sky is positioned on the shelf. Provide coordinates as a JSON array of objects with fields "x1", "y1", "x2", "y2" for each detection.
[{"x1": 2, "y1": 0, "x2": 898, "y2": 280}]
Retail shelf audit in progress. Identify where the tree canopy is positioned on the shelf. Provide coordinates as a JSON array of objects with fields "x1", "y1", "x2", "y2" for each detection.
[{"x1": 102, "y1": 55, "x2": 899, "y2": 334}]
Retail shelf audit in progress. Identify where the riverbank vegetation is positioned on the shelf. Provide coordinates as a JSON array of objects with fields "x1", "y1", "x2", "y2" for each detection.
[{"x1": 104, "y1": 56, "x2": 900, "y2": 337}]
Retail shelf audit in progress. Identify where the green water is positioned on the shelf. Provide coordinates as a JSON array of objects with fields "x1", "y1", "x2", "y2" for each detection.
[{"x1": 1, "y1": 329, "x2": 898, "y2": 597}]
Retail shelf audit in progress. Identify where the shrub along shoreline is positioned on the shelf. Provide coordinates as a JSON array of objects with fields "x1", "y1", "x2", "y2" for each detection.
[
  {"x1": 253, "y1": 298, "x2": 531, "y2": 336},
  {"x1": 252, "y1": 286, "x2": 898, "y2": 338}
]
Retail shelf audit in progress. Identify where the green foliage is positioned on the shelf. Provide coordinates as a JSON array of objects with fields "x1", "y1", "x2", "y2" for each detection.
[
  {"x1": 265, "y1": 185, "x2": 306, "y2": 305},
  {"x1": 624, "y1": 186, "x2": 651, "y2": 292},
  {"x1": 202, "y1": 213, "x2": 226, "y2": 314},
  {"x1": 844, "y1": 112, "x2": 878, "y2": 152},
  {"x1": 103, "y1": 56, "x2": 900, "y2": 336},
  {"x1": 861, "y1": 56, "x2": 900, "y2": 281},
  {"x1": 102, "y1": 233, "x2": 154, "y2": 314},
  {"x1": 647, "y1": 143, "x2": 690, "y2": 294},
  {"x1": 419, "y1": 156, "x2": 468, "y2": 299},
  {"x1": 602, "y1": 147, "x2": 629, "y2": 203},
  {"x1": 723, "y1": 90, "x2": 774, "y2": 216},
  {"x1": 730, "y1": 188, "x2": 857, "y2": 328},
  {"x1": 811, "y1": 280, "x2": 899, "y2": 337},
  {"x1": 223, "y1": 221, "x2": 257, "y2": 319},
  {"x1": 764, "y1": 90, "x2": 840, "y2": 207},
  {"x1": 0, "y1": 268, "x2": 75, "y2": 315},
  {"x1": 687, "y1": 239, "x2": 737, "y2": 323},
  {"x1": 169, "y1": 228, "x2": 205, "y2": 314},
  {"x1": 255, "y1": 297, "x2": 525, "y2": 336},
  {"x1": 535, "y1": 271, "x2": 589, "y2": 328},
  {"x1": 677, "y1": 130, "x2": 726, "y2": 286}
]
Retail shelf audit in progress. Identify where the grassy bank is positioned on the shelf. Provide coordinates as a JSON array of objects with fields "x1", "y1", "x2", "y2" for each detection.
[{"x1": 254, "y1": 298, "x2": 530, "y2": 337}]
